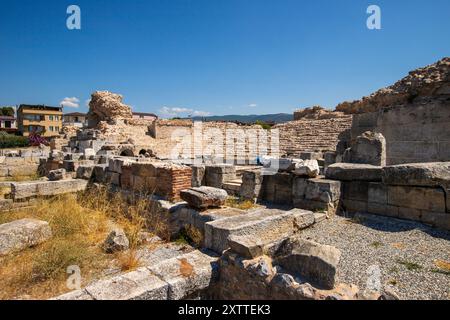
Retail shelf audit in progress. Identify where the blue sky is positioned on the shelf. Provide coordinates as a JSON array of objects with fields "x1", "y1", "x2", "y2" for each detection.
[{"x1": 1, "y1": 0, "x2": 449, "y2": 117}]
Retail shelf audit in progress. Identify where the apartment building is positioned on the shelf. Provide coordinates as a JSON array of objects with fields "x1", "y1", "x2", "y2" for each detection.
[
  {"x1": 0, "y1": 116, "x2": 17, "y2": 133},
  {"x1": 17, "y1": 105, "x2": 63, "y2": 137},
  {"x1": 64, "y1": 112, "x2": 88, "y2": 127},
  {"x1": 132, "y1": 112, "x2": 158, "y2": 121}
]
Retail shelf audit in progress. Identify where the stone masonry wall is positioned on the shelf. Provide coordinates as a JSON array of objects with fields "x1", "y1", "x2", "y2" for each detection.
[
  {"x1": 150, "y1": 120, "x2": 278, "y2": 162},
  {"x1": 351, "y1": 98, "x2": 450, "y2": 165},
  {"x1": 273, "y1": 117, "x2": 352, "y2": 156},
  {"x1": 107, "y1": 159, "x2": 192, "y2": 201}
]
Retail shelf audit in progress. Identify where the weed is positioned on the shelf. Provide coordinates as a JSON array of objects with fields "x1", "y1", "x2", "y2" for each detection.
[{"x1": 396, "y1": 259, "x2": 423, "y2": 271}]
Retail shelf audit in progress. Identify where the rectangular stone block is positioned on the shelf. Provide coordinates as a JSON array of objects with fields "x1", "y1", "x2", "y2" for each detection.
[
  {"x1": 63, "y1": 160, "x2": 79, "y2": 172},
  {"x1": 85, "y1": 267, "x2": 169, "y2": 300},
  {"x1": 11, "y1": 180, "x2": 88, "y2": 200},
  {"x1": 420, "y1": 211, "x2": 450, "y2": 231},
  {"x1": 76, "y1": 165, "x2": 95, "y2": 180},
  {"x1": 147, "y1": 250, "x2": 218, "y2": 300},
  {"x1": 92, "y1": 164, "x2": 107, "y2": 183},
  {"x1": 368, "y1": 182, "x2": 387, "y2": 205},
  {"x1": 239, "y1": 170, "x2": 262, "y2": 201},
  {"x1": 398, "y1": 207, "x2": 422, "y2": 221},
  {"x1": 205, "y1": 208, "x2": 314, "y2": 254},
  {"x1": 299, "y1": 152, "x2": 323, "y2": 160},
  {"x1": 342, "y1": 199, "x2": 367, "y2": 213},
  {"x1": 382, "y1": 162, "x2": 450, "y2": 187},
  {"x1": 132, "y1": 175, "x2": 157, "y2": 193},
  {"x1": 305, "y1": 178, "x2": 341, "y2": 202},
  {"x1": 0, "y1": 219, "x2": 52, "y2": 256},
  {"x1": 326, "y1": 163, "x2": 382, "y2": 181},
  {"x1": 367, "y1": 202, "x2": 401, "y2": 218},
  {"x1": 387, "y1": 185, "x2": 446, "y2": 212},
  {"x1": 343, "y1": 181, "x2": 369, "y2": 202},
  {"x1": 109, "y1": 158, "x2": 132, "y2": 174},
  {"x1": 191, "y1": 165, "x2": 205, "y2": 187},
  {"x1": 105, "y1": 172, "x2": 121, "y2": 186},
  {"x1": 120, "y1": 166, "x2": 133, "y2": 189},
  {"x1": 131, "y1": 162, "x2": 157, "y2": 177}
]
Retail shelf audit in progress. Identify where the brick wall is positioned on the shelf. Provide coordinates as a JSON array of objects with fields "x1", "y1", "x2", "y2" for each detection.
[{"x1": 113, "y1": 160, "x2": 192, "y2": 201}]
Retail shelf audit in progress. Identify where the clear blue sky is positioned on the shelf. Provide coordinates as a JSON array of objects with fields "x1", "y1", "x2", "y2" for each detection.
[{"x1": 1, "y1": 0, "x2": 449, "y2": 117}]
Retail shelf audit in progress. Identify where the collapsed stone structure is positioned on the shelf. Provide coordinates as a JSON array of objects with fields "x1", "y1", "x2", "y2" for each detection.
[{"x1": 0, "y1": 58, "x2": 449, "y2": 300}]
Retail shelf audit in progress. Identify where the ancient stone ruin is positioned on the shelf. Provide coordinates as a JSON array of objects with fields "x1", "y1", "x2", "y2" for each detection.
[{"x1": 0, "y1": 58, "x2": 449, "y2": 300}]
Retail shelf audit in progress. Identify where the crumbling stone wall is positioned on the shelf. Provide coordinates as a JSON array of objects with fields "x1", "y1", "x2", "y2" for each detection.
[
  {"x1": 88, "y1": 91, "x2": 133, "y2": 127},
  {"x1": 337, "y1": 58, "x2": 450, "y2": 165}
]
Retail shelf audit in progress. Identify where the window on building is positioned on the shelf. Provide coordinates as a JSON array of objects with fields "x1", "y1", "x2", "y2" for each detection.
[
  {"x1": 5, "y1": 121, "x2": 11, "y2": 128},
  {"x1": 49, "y1": 126, "x2": 54, "y2": 132},
  {"x1": 49, "y1": 115, "x2": 54, "y2": 121}
]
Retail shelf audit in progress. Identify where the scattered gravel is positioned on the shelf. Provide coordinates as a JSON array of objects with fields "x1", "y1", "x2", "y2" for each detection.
[{"x1": 301, "y1": 213, "x2": 450, "y2": 300}]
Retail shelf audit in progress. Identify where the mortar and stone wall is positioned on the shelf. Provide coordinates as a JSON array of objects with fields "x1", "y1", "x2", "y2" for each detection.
[
  {"x1": 274, "y1": 117, "x2": 352, "y2": 156},
  {"x1": 102, "y1": 158, "x2": 192, "y2": 201}
]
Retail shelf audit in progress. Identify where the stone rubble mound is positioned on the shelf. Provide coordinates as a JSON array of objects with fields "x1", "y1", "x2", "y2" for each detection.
[
  {"x1": 336, "y1": 57, "x2": 450, "y2": 114},
  {"x1": 88, "y1": 91, "x2": 133, "y2": 126}
]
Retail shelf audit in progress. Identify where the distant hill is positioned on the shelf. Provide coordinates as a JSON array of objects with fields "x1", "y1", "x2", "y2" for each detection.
[{"x1": 191, "y1": 113, "x2": 293, "y2": 124}]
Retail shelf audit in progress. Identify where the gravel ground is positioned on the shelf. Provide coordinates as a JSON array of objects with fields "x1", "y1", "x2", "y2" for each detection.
[{"x1": 301, "y1": 213, "x2": 450, "y2": 300}]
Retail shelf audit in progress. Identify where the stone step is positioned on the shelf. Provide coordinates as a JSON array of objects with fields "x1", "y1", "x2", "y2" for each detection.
[
  {"x1": 204, "y1": 208, "x2": 315, "y2": 254},
  {"x1": 222, "y1": 179, "x2": 243, "y2": 195},
  {"x1": 53, "y1": 250, "x2": 218, "y2": 300},
  {"x1": 11, "y1": 179, "x2": 89, "y2": 200}
]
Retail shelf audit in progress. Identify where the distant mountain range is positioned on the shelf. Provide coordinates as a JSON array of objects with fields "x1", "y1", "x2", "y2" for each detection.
[{"x1": 191, "y1": 113, "x2": 293, "y2": 124}]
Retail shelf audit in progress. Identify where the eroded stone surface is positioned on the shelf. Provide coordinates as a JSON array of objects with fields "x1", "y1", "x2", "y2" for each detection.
[
  {"x1": 180, "y1": 187, "x2": 228, "y2": 209},
  {"x1": 326, "y1": 163, "x2": 382, "y2": 181},
  {"x1": 0, "y1": 219, "x2": 52, "y2": 256}
]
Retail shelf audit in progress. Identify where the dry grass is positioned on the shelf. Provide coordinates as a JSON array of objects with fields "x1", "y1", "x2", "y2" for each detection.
[
  {"x1": 0, "y1": 189, "x2": 156, "y2": 300},
  {"x1": 116, "y1": 250, "x2": 141, "y2": 272},
  {"x1": 5, "y1": 172, "x2": 40, "y2": 182},
  {"x1": 225, "y1": 197, "x2": 257, "y2": 210}
]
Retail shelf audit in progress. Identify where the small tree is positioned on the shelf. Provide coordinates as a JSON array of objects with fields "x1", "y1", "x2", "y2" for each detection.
[{"x1": 0, "y1": 106, "x2": 15, "y2": 117}]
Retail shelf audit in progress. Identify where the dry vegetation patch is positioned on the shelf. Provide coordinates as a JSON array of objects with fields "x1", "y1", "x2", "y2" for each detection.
[{"x1": 0, "y1": 189, "x2": 159, "y2": 300}]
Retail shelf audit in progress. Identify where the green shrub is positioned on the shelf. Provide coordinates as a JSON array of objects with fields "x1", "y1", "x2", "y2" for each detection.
[
  {"x1": 0, "y1": 132, "x2": 29, "y2": 148},
  {"x1": 255, "y1": 120, "x2": 272, "y2": 130}
]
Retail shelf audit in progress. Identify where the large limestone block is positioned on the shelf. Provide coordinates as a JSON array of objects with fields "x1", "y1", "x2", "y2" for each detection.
[
  {"x1": 131, "y1": 162, "x2": 156, "y2": 177},
  {"x1": 274, "y1": 237, "x2": 341, "y2": 290},
  {"x1": 191, "y1": 165, "x2": 205, "y2": 187},
  {"x1": 382, "y1": 162, "x2": 450, "y2": 187},
  {"x1": 325, "y1": 163, "x2": 382, "y2": 181},
  {"x1": 171, "y1": 205, "x2": 246, "y2": 239},
  {"x1": 0, "y1": 219, "x2": 52, "y2": 256},
  {"x1": 205, "y1": 208, "x2": 314, "y2": 254},
  {"x1": 180, "y1": 187, "x2": 228, "y2": 209},
  {"x1": 387, "y1": 185, "x2": 446, "y2": 212},
  {"x1": 293, "y1": 160, "x2": 320, "y2": 178},
  {"x1": 109, "y1": 158, "x2": 132, "y2": 174},
  {"x1": 147, "y1": 250, "x2": 219, "y2": 300},
  {"x1": 92, "y1": 164, "x2": 108, "y2": 183},
  {"x1": 76, "y1": 165, "x2": 95, "y2": 180},
  {"x1": 350, "y1": 131, "x2": 386, "y2": 166},
  {"x1": 239, "y1": 170, "x2": 262, "y2": 201},
  {"x1": 85, "y1": 267, "x2": 168, "y2": 300},
  {"x1": 47, "y1": 169, "x2": 67, "y2": 181},
  {"x1": 11, "y1": 180, "x2": 88, "y2": 200},
  {"x1": 205, "y1": 164, "x2": 236, "y2": 188},
  {"x1": 305, "y1": 178, "x2": 341, "y2": 202},
  {"x1": 51, "y1": 289, "x2": 94, "y2": 300}
]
